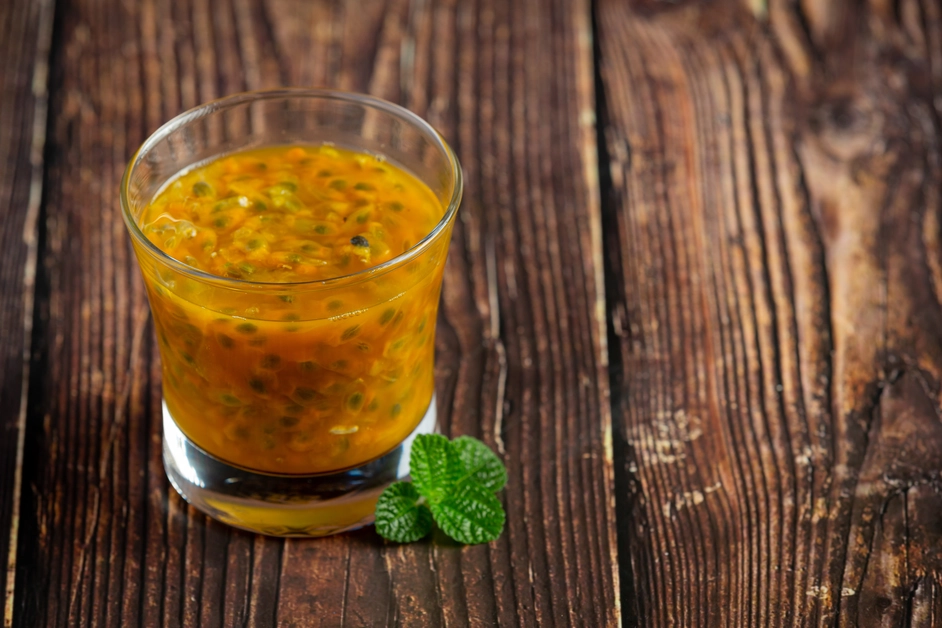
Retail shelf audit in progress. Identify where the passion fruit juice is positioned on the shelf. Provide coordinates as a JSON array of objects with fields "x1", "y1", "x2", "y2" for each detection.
[{"x1": 136, "y1": 144, "x2": 447, "y2": 474}]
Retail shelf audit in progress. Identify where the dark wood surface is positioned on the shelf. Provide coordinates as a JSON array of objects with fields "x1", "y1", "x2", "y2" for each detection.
[{"x1": 3, "y1": 0, "x2": 942, "y2": 626}]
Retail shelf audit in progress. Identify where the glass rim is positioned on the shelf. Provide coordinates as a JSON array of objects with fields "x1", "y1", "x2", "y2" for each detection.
[{"x1": 120, "y1": 88, "x2": 463, "y2": 290}]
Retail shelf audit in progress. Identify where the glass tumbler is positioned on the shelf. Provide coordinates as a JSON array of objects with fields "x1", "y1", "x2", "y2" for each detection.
[{"x1": 121, "y1": 90, "x2": 462, "y2": 536}]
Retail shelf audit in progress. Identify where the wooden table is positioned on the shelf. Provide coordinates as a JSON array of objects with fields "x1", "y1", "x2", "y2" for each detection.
[{"x1": 3, "y1": 0, "x2": 941, "y2": 625}]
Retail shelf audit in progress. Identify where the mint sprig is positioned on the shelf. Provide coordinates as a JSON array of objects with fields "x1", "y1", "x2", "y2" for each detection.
[{"x1": 375, "y1": 434, "x2": 507, "y2": 544}]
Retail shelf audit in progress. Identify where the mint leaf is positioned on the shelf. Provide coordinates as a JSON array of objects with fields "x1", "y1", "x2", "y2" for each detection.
[
  {"x1": 430, "y1": 481, "x2": 505, "y2": 544},
  {"x1": 374, "y1": 435, "x2": 507, "y2": 545},
  {"x1": 451, "y1": 435, "x2": 507, "y2": 492},
  {"x1": 375, "y1": 482, "x2": 432, "y2": 543},
  {"x1": 409, "y1": 433, "x2": 456, "y2": 501}
]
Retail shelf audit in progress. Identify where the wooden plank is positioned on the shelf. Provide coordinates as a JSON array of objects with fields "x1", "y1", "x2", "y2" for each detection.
[
  {"x1": 0, "y1": 0, "x2": 54, "y2": 624},
  {"x1": 598, "y1": 0, "x2": 942, "y2": 624},
  {"x1": 12, "y1": 0, "x2": 620, "y2": 625}
]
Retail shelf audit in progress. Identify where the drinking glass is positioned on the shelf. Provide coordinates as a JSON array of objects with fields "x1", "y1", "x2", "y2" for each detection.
[{"x1": 121, "y1": 89, "x2": 462, "y2": 536}]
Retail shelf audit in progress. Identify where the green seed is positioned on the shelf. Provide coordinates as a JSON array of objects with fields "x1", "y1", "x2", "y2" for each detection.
[
  {"x1": 388, "y1": 201, "x2": 404, "y2": 212},
  {"x1": 214, "y1": 217, "x2": 229, "y2": 229},
  {"x1": 180, "y1": 352, "x2": 195, "y2": 365},
  {"x1": 286, "y1": 253, "x2": 302, "y2": 263},
  {"x1": 355, "y1": 211, "x2": 370, "y2": 224},
  {"x1": 391, "y1": 403, "x2": 402, "y2": 417},
  {"x1": 279, "y1": 416, "x2": 300, "y2": 428},
  {"x1": 221, "y1": 394, "x2": 241, "y2": 406},
  {"x1": 254, "y1": 200, "x2": 267, "y2": 211},
  {"x1": 192, "y1": 181, "x2": 213, "y2": 197},
  {"x1": 238, "y1": 262, "x2": 256, "y2": 275},
  {"x1": 354, "y1": 182, "x2": 374, "y2": 191},
  {"x1": 347, "y1": 392, "x2": 364, "y2": 411},
  {"x1": 279, "y1": 181, "x2": 298, "y2": 192},
  {"x1": 235, "y1": 323, "x2": 258, "y2": 334},
  {"x1": 317, "y1": 169, "x2": 332, "y2": 177},
  {"x1": 329, "y1": 179, "x2": 347, "y2": 191},
  {"x1": 256, "y1": 162, "x2": 267, "y2": 170},
  {"x1": 216, "y1": 333, "x2": 235, "y2": 349},
  {"x1": 261, "y1": 354, "x2": 281, "y2": 369},
  {"x1": 246, "y1": 239, "x2": 262, "y2": 251},
  {"x1": 248, "y1": 378, "x2": 266, "y2": 393},
  {"x1": 341, "y1": 325, "x2": 360, "y2": 341},
  {"x1": 379, "y1": 308, "x2": 395, "y2": 325},
  {"x1": 367, "y1": 399, "x2": 379, "y2": 412},
  {"x1": 278, "y1": 295, "x2": 294, "y2": 303},
  {"x1": 314, "y1": 224, "x2": 329, "y2": 235},
  {"x1": 417, "y1": 317, "x2": 427, "y2": 333},
  {"x1": 327, "y1": 300, "x2": 343, "y2": 311}
]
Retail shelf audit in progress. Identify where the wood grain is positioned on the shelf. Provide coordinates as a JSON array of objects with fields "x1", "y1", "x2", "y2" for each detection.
[
  {"x1": 0, "y1": 0, "x2": 54, "y2": 624},
  {"x1": 7, "y1": 0, "x2": 620, "y2": 626},
  {"x1": 598, "y1": 0, "x2": 942, "y2": 624}
]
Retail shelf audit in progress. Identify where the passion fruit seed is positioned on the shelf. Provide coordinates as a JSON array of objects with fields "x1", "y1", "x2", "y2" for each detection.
[
  {"x1": 379, "y1": 308, "x2": 395, "y2": 325},
  {"x1": 391, "y1": 403, "x2": 402, "y2": 417},
  {"x1": 279, "y1": 416, "x2": 300, "y2": 427},
  {"x1": 235, "y1": 322, "x2": 258, "y2": 334},
  {"x1": 248, "y1": 378, "x2": 266, "y2": 393},
  {"x1": 329, "y1": 179, "x2": 347, "y2": 191},
  {"x1": 341, "y1": 325, "x2": 360, "y2": 341},
  {"x1": 192, "y1": 181, "x2": 214, "y2": 197},
  {"x1": 350, "y1": 235, "x2": 370, "y2": 248},
  {"x1": 260, "y1": 354, "x2": 281, "y2": 369},
  {"x1": 354, "y1": 182, "x2": 374, "y2": 191}
]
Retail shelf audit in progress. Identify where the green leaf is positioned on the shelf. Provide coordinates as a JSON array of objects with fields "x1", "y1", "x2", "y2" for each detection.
[
  {"x1": 450, "y1": 436, "x2": 507, "y2": 492},
  {"x1": 409, "y1": 434, "x2": 457, "y2": 501},
  {"x1": 374, "y1": 482, "x2": 433, "y2": 543},
  {"x1": 430, "y1": 481, "x2": 505, "y2": 545}
]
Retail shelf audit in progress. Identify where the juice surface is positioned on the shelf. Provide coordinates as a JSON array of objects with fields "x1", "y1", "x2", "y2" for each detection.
[{"x1": 137, "y1": 144, "x2": 448, "y2": 474}]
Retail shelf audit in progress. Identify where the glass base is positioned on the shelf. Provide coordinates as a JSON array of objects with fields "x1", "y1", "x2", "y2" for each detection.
[{"x1": 163, "y1": 396, "x2": 437, "y2": 537}]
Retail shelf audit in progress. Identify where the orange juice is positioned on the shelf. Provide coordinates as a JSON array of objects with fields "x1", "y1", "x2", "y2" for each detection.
[{"x1": 136, "y1": 144, "x2": 447, "y2": 474}]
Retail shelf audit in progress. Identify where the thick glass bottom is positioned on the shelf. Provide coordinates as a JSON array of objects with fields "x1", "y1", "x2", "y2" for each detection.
[{"x1": 163, "y1": 396, "x2": 437, "y2": 537}]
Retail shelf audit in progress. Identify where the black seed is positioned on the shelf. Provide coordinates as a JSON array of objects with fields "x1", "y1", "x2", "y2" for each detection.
[
  {"x1": 354, "y1": 182, "x2": 374, "y2": 191},
  {"x1": 248, "y1": 378, "x2": 266, "y2": 393},
  {"x1": 341, "y1": 325, "x2": 360, "y2": 341},
  {"x1": 180, "y1": 352, "x2": 195, "y2": 365},
  {"x1": 192, "y1": 181, "x2": 213, "y2": 197},
  {"x1": 295, "y1": 387, "x2": 317, "y2": 401},
  {"x1": 357, "y1": 342, "x2": 370, "y2": 352},
  {"x1": 235, "y1": 323, "x2": 258, "y2": 334},
  {"x1": 379, "y1": 308, "x2": 395, "y2": 325},
  {"x1": 260, "y1": 354, "x2": 281, "y2": 369},
  {"x1": 350, "y1": 235, "x2": 370, "y2": 248},
  {"x1": 279, "y1": 416, "x2": 300, "y2": 428},
  {"x1": 217, "y1": 333, "x2": 235, "y2": 349}
]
